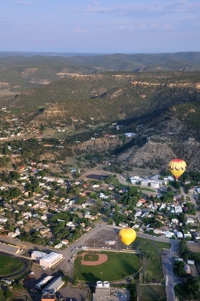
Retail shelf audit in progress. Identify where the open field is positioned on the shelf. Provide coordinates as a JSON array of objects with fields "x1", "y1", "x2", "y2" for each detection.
[
  {"x1": 0, "y1": 89, "x2": 19, "y2": 96},
  {"x1": 74, "y1": 251, "x2": 141, "y2": 282},
  {"x1": 139, "y1": 285, "x2": 167, "y2": 301},
  {"x1": 132, "y1": 237, "x2": 170, "y2": 281},
  {"x1": 0, "y1": 254, "x2": 24, "y2": 275}
]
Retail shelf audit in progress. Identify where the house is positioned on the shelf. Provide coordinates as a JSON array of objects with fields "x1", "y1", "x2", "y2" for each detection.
[
  {"x1": 187, "y1": 260, "x2": 195, "y2": 265},
  {"x1": 119, "y1": 222, "x2": 128, "y2": 228},
  {"x1": 54, "y1": 243, "x2": 62, "y2": 249},
  {"x1": 8, "y1": 232, "x2": 18, "y2": 238},
  {"x1": 40, "y1": 228, "x2": 50, "y2": 235},
  {"x1": 153, "y1": 229, "x2": 163, "y2": 235},
  {"x1": 171, "y1": 218, "x2": 179, "y2": 224},
  {"x1": 132, "y1": 224, "x2": 140, "y2": 229},
  {"x1": 136, "y1": 199, "x2": 146, "y2": 207},
  {"x1": 186, "y1": 217, "x2": 195, "y2": 224},
  {"x1": 176, "y1": 231, "x2": 183, "y2": 239},
  {"x1": 165, "y1": 231, "x2": 174, "y2": 238},
  {"x1": 84, "y1": 226, "x2": 91, "y2": 232},
  {"x1": 174, "y1": 205, "x2": 182, "y2": 214},
  {"x1": 159, "y1": 203, "x2": 166, "y2": 211},
  {"x1": 130, "y1": 176, "x2": 143, "y2": 185},
  {"x1": 61, "y1": 239, "x2": 69, "y2": 245},
  {"x1": 125, "y1": 132, "x2": 136, "y2": 138},
  {"x1": 184, "y1": 232, "x2": 192, "y2": 239}
]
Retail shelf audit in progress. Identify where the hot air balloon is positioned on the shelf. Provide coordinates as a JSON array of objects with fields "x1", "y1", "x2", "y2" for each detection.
[
  {"x1": 168, "y1": 158, "x2": 186, "y2": 180},
  {"x1": 119, "y1": 227, "x2": 136, "y2": 247}
]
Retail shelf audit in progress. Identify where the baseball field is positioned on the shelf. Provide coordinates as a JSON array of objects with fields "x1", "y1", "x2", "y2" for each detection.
[{"x1": 74, "y1": 251, "x2": 141, "y2": 282}]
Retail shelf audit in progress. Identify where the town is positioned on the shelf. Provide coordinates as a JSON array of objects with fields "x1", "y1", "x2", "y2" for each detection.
[{"x1": 0, "y1": 120, "x2": 200, "y2": 300}]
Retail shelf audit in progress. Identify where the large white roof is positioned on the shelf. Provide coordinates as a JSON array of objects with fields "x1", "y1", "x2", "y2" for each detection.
[{"x1": 42, "y1": 252, "x2": 62, "y2": 262}]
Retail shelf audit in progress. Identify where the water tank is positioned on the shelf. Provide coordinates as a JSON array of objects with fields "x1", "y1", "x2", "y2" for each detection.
[
  {"x1": 96, "y1": 281, "x2": 103, "y2": 288},
  {"x1": 103, "y1": 281, "x2": 110, "y2": 288}
]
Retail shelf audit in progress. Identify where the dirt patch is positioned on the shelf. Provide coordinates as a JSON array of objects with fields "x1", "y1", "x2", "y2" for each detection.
[{"x1": 80, "y1": 252, "x2": 108, "y2": 266}]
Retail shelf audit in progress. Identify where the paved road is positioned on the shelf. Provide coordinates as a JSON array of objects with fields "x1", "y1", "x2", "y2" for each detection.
[
  {"x1": 0, "y1": 223, "x2": 187, "y2": 301},
  {"x1": 161, "y1": 243, "x2": 181, "y2": 301}
]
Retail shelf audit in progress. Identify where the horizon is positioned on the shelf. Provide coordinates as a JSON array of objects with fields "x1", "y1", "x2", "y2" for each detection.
[{"x1": 0, "y1": 50, "x2": 199, "y2": 56}]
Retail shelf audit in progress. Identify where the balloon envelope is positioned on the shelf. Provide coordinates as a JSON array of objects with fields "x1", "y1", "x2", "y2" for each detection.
[
  {"x1": 119, "y1": 228, "x2": 136, "y2": 246},
  {"x1": 168, "y1": 158, "x2": 186, "y2": 179}
]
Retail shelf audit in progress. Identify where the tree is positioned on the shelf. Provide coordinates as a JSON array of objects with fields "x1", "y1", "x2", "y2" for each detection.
[
  {"x1": 0, "y1": 290, "x2": 4, "y2": 299},
  {"x1": 184, "y1": 276, "x2": 200, "y2": 299},
  {"x1": 173, "y1": 261, "x2": 186, "y2": 277},
  {"x1": 5, "y1": 290, "x2": 13, "y2": 300},
  {"x1": 62, "y1": 275, "x2": 70, "y2": 283}
]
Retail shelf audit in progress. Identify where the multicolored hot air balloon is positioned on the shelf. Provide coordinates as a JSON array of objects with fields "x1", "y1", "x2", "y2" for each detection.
[
  {"x1": 168, "y1": 158, "x2": 187, "y2": 180},
  {"x1": 119, "y1": 227, "x2": 136, "y2": 247}
]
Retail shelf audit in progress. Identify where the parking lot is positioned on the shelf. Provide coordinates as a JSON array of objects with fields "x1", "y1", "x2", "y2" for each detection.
[{"x1": 81, "y1": 227, "x2": 125, "y2": 251}]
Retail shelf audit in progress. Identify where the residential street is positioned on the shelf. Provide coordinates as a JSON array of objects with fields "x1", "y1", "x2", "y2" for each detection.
[{"x1": 0, "y1": 222, "x2": 195, "y2": 301}]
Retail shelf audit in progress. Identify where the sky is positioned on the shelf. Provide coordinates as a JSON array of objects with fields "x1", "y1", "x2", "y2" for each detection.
[{"x1": 1, "y1": 0, "x2": 200, "y2": 54}]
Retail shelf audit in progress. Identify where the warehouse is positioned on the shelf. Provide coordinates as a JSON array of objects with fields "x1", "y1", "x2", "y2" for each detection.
[
  {"x1": 35, "y1": 276, "x2": 54, "y2": 289},
  {"x1": 31, "y1": 251, "x2": 46, "y2": 261},
  {"x1": 40, "y1": 252, "x2": 63, "y2": 269},
  {"x1": 42, "y1": 276, "x2": 64, "y2": 294}
]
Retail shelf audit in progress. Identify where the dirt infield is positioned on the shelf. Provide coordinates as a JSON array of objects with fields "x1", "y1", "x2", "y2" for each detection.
[{"x1": 81, "y1": 252, "x2": 108, "y2": 266}]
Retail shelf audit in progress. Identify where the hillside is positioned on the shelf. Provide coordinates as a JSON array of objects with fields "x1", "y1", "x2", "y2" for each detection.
[
  {"x1": 0, "y1": 52, "x2": 200, "y2": 96},
  {"x1": 1, "y1": 72, "x2": 199, "y2": 125},
  {"x1": 0, "y1": 53, "x2": 200, "y2": 174}
]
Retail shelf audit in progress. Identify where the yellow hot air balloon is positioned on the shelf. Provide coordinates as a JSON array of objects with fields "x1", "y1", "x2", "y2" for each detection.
[
  {"x1": 119, "y1": 227, "x2": 136, "y2": 247},
  {"x1": 168, "y1": 158, "x2": 186, "y2": 180}
]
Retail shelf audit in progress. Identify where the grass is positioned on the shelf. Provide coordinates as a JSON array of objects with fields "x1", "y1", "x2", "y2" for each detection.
[
  {"x1": 139, "y1": 285, "x2": 167, "y2": 301},
  {"x1": 74, "y1": 251, "x2": 140, "y2": 282},
  {"x1": 83, "y1": 254, "x2": 99, "y2": 261},
  {"x1": 0, "y1": 254, "x2": 24, "y2": 275},
  {"x1": 132, "y1": 237, "x2": 171, "y2": 281},
  {"x1": 174, "y1": 283, "x2": 190, "y2": 301},
  {"x1": 132, "y1": 237, "x2": 171, "y2": 253}
]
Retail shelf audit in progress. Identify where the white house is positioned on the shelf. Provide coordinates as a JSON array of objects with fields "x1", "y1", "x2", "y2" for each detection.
[
  {"x1": 184, "y1": 232, "x2": 192, "y2": 239},
  {"x1": 186, "y1": 217, "x2": 195, "y2": 224},
  {"x1": 134, "y1": 210, "x2": 142, "y2": 218},
  {"x1": 176, "y1": 231, "x2": 183, "y2": 239},
  {"x1": 165, "y1": 231, "x2": 174, "y2": 238},
  {"x1": 174, "y1": 205, "x2": 182, "y2": 214}
]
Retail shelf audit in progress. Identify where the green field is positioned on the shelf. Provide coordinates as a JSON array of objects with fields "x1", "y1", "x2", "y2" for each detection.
[
  {"x1": 83, "y1": 254, "x2": 99, "y2": 261},
  {"x1": 74, "y1": 251, "x2": 140, "y2": 282},
  {"x1": 139, "y1": 285, "x2": 167, "y2": 301},
  {"x1": 0, "y1": 254, "x2": 24, "y2": 275},
  {"x1": 132, "y1": 237, "x2": 170, "y2": 281}
]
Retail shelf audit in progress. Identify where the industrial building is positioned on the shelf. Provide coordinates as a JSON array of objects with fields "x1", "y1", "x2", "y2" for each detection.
[
  {"x1": 40, "y1": 252, "x2": 63, "y2": 269},
  {"x1": 41, "y1": 294, "x2": 66, "y2": 301},
  {"x1": 41, "y1": 294, "x2": 56, "y2": 301},
  {"x1": 31, "y1": 251, "x2": 63, "y2": 269},
  {"x1": 31, "y1": 251, "x2": 46, "y2": 261},
  {"x1": 93, "y1": 281, "x2": 111, "y2": 300},
  {"x1": 0, "y1": 241, "x2": 21, "y2": 254},
  {"x1": 93, "y1": 281, "x2": 130, "y2": 301},
  {"x1": 42, "y1": 276, "x2": 64, "y2": 294},
  {"x1": 35, "y1": 276, "x2": 54, "y2": 289}
]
